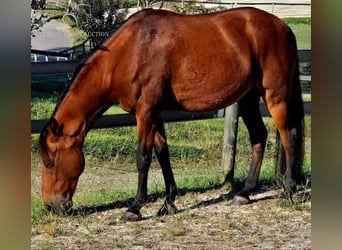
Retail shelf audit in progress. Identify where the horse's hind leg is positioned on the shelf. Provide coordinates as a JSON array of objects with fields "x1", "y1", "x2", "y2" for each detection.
[
  {"x1": 233, "y1": 86, "x2": 268, "y2": 205},
  {"x1": 264, "y1": 88, "x2": 298, "y2": 194},
  {"x1": 154, "y1": 117, "x2": 179, "y2": 216}
]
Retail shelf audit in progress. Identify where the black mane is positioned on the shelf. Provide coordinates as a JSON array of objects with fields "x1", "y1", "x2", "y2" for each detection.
[{"x1": 39, "y1": 120, "x2": 49, "y2": 157}]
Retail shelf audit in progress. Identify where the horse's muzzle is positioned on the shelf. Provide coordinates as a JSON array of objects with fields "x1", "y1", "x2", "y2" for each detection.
[{"x1": 44, "y1": 197, "x2": 73, "y2": 214}]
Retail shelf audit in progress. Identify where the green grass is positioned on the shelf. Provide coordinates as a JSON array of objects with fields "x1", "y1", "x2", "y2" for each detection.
[{"x1": 283, "y1": 18, "x2": 311, "y2": 50}]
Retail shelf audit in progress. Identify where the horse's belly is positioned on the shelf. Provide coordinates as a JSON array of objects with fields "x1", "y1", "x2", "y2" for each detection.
[
  {"x1": 169, "y1": 47, "x2": 254, "y2": 112},
  {"x1": 172, "y1": 77, "x2": 253, "y2": 112}
]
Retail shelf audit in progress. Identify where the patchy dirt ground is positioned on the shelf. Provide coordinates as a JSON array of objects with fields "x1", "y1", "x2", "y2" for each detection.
[{"x1": 31, "y1": 181, "x2": 311, "y2": 249}]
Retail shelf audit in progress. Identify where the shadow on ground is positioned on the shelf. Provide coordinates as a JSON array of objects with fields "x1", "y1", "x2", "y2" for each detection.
[{"x1": 66, "y1": 179, "x2": 311, "y2": 218}]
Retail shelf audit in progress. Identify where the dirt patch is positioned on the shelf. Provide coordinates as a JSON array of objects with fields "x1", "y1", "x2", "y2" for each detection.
[{"x1": 31, "y1": 184, "x2": 311, "y2": 249}]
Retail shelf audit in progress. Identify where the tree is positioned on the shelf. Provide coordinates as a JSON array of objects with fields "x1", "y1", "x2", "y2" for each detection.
[
  {"x1": 31, "y1": 0, "x2": 49, "y2": 38},
  {"x1": 73, "y1": 0, "x2": 129, "y2": 46},
  {"x1": 31, "y1": 0, "x2": 46, "y2": 9},
  {"x1": 171, "y1": 1, "x2": 226, "y2": 15},
  {"x1": 136, "y1": 0, "x2": 164, "y2": 10}
]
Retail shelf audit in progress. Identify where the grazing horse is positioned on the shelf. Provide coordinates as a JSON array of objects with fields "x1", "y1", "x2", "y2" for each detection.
[{"x1": 39, "y1": 7, "x2": 304, "y2": 220}]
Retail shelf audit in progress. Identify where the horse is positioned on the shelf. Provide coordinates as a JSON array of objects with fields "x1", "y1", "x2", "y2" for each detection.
[{"x1": 39, "y1": 7, "x2": 304, "y2": 221}]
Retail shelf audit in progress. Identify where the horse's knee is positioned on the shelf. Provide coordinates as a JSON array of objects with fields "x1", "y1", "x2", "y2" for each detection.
[{"x1": 136, "y1": 151, "x2": 152, "y2": 170}]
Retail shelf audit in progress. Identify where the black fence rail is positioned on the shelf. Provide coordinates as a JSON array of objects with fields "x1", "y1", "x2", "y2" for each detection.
[{"x1": 31, "y1": 102, "x2": 311, "y2": 134}]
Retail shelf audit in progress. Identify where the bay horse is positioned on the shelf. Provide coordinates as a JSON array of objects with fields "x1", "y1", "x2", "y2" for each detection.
[{"x1": 39, "y1": 7, "x2": 304, "y2": 220}]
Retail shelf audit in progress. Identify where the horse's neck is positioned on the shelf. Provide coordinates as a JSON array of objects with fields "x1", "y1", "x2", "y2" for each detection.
[
  {"x1": 53, "y1": 40, "x2": 126, "y2": 136},
  {"x1": 54, "y1": 84, "x2": 111, "y2": 137}
]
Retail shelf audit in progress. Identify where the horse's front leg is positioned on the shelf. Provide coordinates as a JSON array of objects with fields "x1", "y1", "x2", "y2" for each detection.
[{"x1": 122, "y1": 107, "x2": 157, "y2": 221}]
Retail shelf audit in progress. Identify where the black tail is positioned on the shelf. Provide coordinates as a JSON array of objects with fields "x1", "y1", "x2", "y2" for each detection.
[{"x1": 275, "y1": 60, "x2": 305, "y2": 184}]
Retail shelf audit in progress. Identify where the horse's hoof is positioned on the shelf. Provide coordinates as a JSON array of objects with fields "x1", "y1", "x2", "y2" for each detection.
[
  {"x1": 283, "y1": 178, "x2": 297, "y2": 192},
  {"x1": 121, "y1": 211, "x2": 142, "y2": 221},
  {"x1": 288, "y1": 184, "x2": 297, "y2": 194},
  {"x1": 232, "y1": 195, "x2": 250, "y2": 205},
  {"x1": 157, "y1": 203, "x2": 178, "y2": 216}
]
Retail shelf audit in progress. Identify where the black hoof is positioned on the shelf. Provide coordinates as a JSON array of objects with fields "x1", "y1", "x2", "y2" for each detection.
[
  {"x1": 232, "y1": 195, "x2": 250, "y2": 205},
  {"x1": 284, "y1": 182, "x2": 297, "y2": 195},
  {"x1": 157, "y1": 203, "x2": 178, "y2": 216},
  {"x1": 121, "y1": 211, "x2": 142, "y2": 221}
]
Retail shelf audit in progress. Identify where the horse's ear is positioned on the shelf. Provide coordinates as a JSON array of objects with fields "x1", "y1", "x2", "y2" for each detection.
[
  {"x1": 48, "y1": 118, "x2": 64, "y2": 137},
  {"x1": 40, "y1": 118, "x2": 62, "y2": 166}
]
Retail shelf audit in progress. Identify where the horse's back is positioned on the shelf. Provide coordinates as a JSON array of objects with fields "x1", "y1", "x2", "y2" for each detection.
[
  {"x1": 120, "y1": 7, "x2": 295, "y2": 69},
  {"x1": 108, "y1": 8, "x2": 298, "y2": 112}
]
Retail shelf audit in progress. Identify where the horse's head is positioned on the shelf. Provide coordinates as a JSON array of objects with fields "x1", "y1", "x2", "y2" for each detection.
[{"x1": 39, "y1": 118, "x2": 85, "y2": 213}]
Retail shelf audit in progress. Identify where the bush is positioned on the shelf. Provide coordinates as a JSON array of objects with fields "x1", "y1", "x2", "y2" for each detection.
[{"x1": 74, "y1": 0, "x2": 129, "y2": 46}]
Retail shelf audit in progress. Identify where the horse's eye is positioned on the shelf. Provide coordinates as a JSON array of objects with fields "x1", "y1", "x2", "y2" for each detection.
[{"x1": 46, "y1": 161, "x2": 55, "y2": 168}]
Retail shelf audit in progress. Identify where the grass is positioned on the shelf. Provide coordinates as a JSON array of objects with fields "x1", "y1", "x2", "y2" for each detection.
[{"x1": 284, "y1": 18, "x2": 311, "y2": 50}]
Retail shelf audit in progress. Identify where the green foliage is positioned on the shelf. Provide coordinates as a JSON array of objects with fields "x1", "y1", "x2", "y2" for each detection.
[
  {"x1": 74, "y1": 0, "x2": 128, "y2": 46},
  {"x1": 121, "y1": 0, "x2": 139, "y2": 7},
  {"x1": 171, "y1": 1, "x2": 226, "y2": 14}
]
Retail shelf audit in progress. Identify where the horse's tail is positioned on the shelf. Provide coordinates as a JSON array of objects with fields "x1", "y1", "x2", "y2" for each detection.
[{"x1": 275, "y1": 59, "x2": 305, "y2": 184}]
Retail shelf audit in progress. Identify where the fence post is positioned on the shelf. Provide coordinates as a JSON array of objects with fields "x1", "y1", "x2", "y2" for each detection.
[{"x1": 221, "y1": 103, "x2": 239, "y2": 184}]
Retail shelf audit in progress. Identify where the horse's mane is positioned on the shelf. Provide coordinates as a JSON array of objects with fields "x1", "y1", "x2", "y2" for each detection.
[
  {"x1": 38, "y1": 44, "x2": 110, "y2": 158},
  {"x1": 39, "y1": 120, "x2": 49, "y2": 158},
  {"x1": 52, "y1": 44, "x2": 110, "y2": 116}
]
